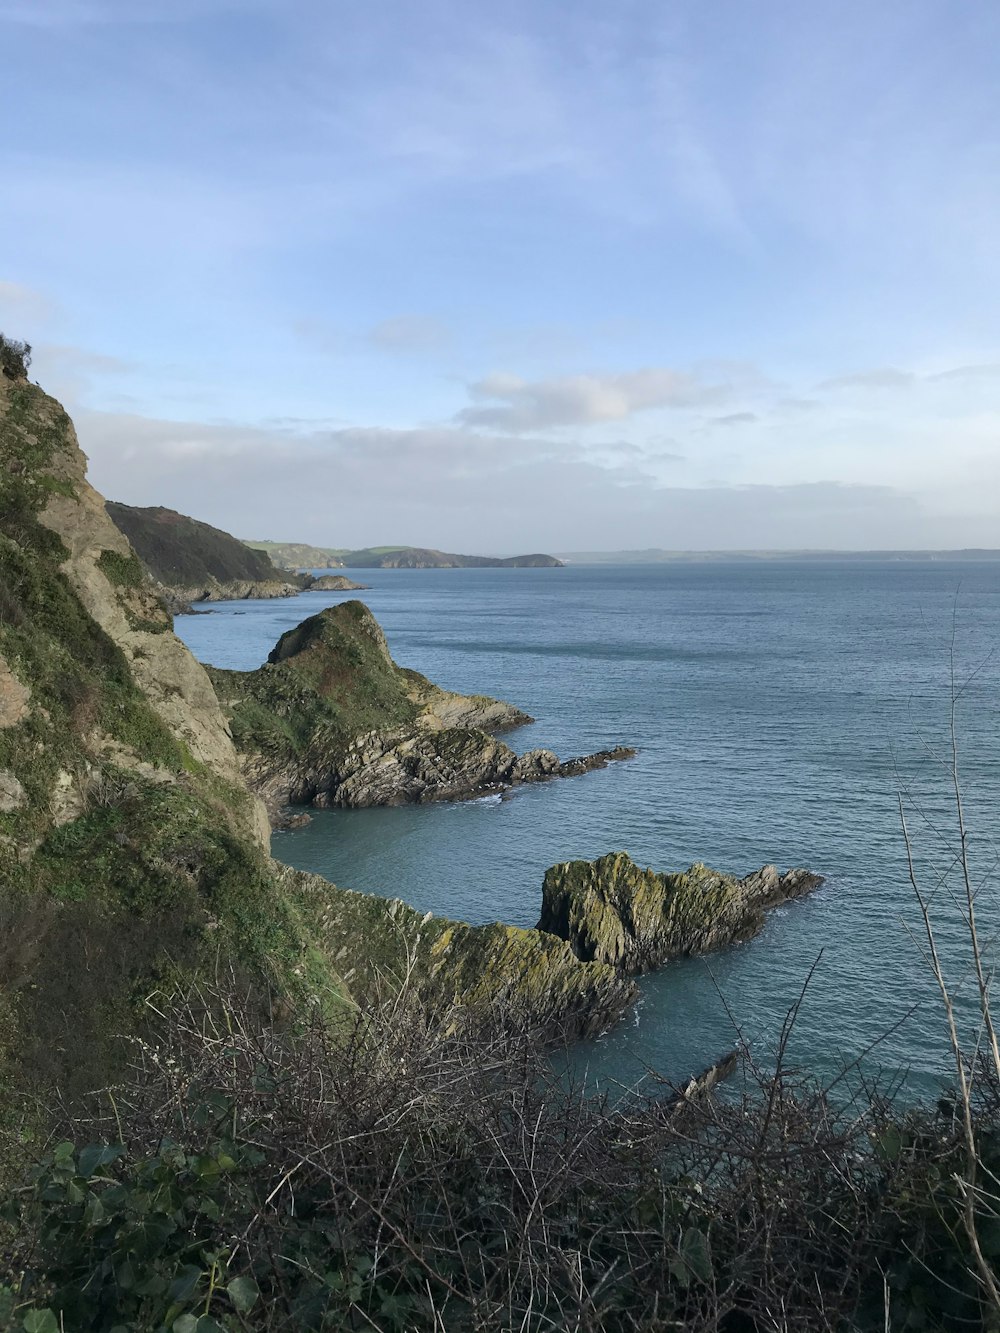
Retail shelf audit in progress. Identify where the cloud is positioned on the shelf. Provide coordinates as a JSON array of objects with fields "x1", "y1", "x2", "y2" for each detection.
[
  {"x1": 0, "y1": 280, "x2": 56, "y2": 329},
  {"x1": 71, "y1": 405, "x2": 951, "y2": 554},
  {"x1": 369, "y1": 315, "x2": 450, "y2": 354},
  {"x1": 819, "y1": 369, "x2": 915, "y2": 392},
  {"x1": 927, "y1": 362, "x2": 1000, "y2": 383},
  {"x1": 714, "y1": 412, "x2": 757, "y2": 426},
  {"x1": 817, "y1": 361, "x2": 1000, "y2": 395},
  {"x1": 457, "y1": 367, "x2": 729, "y2": 431}
]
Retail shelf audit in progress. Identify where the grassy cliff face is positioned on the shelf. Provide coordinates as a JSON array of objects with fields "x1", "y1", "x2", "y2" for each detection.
[
  {"x1": 106, "y1": 502, "x2": 302, "y2": 595},
  {"x1": 208, "y1": 602, "x2": 421, "y2": 796},
  {"x1": 0, "y1": 378, "x2": 343, "y2": 1094}
]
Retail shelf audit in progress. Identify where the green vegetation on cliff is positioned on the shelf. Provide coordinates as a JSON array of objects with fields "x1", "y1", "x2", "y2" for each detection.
[
  {"x1": 210, "y1": 601, "x2": 422, "y2": 775},
  {"x1": 0, "y1": 380, "x2": 347, "y2": 1094},
  {"x1": 339, "y1": 546, "x2": 564, "y2": 568},
  {"x1": 107, "y1": 502, "x2": 304, "y2": 596},
  {"x1": 244, "y1": 540, "x2": 564, "y2": 569}
]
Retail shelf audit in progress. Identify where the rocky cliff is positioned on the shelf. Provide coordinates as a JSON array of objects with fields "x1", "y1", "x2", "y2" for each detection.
[
  {"x1": 208, "y1": 601, "x2": 633, "y2": 817},
  {"x1": 0, "y1": 374, "x2": 634, "y2": 1099},
  {"x1": 280, "y1": 865, "x2": 636, "y2": 1039},
  {"x1": 538, "y1": 852, "x2": 823, "y2": 974},
  {"x1": 107, "y1": 502, "x2": 304, "y2": 606}
]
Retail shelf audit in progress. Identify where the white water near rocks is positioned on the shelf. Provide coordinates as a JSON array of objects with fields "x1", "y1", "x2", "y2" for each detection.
[{"x1": 175, "y1": 561, "x2": 1000, "y2": 1099}]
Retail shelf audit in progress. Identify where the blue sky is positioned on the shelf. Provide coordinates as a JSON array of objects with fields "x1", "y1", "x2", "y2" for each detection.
[{"x1": 2, "y1": 0, "x2": 999, "y2": 551}]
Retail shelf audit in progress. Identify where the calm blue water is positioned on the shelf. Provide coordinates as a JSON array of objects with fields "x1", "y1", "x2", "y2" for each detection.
[{"x1": 176, "y1": 563, "x2": 1000, "y2": 1099}]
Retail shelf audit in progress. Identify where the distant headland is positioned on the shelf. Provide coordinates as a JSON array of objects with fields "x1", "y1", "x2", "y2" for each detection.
[{"x1": 246, "y1": 540, "x2": 564, "y2": 569}]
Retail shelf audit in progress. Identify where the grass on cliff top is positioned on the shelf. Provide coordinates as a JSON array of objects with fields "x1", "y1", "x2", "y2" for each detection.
[
  {"x1": 211, "y1": 601, "x2": 421, "y2": 761},
  {"x1": 105, "y1": 501, "x2": 289, "y2": 588}
]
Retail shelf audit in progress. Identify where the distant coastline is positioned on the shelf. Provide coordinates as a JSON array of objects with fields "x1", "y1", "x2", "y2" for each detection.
[{"x1": 556, "y1": 548, "x2": 1000, "y2": 564}]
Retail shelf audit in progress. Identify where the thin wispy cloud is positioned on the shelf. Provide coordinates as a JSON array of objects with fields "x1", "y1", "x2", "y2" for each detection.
[
  {"x1": 457, "y1": 368, "x2": 729, "y2": 431},
  {"x1": 714, "y1": 412, "x2": 758, "y2": 426},
  {"x1": 819, "y1": 369, "x2": 915, "y2": 392},
  {"x1": 369, "y1": 316, "x2": 451, "y2": 354}
]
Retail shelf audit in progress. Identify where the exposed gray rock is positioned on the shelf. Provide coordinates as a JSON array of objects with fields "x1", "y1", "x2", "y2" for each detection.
[
  {"x1": 538, "y1": 852, "x2": 823, "y2": 976},
  {"x1": 0, "y1": 769, "x2": 26, "y2": 813}
]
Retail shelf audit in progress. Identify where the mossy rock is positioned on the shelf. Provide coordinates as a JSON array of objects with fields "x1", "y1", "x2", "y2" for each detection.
[{"x1": 538, "y1": 852, "x2": 823, "y2": 975}]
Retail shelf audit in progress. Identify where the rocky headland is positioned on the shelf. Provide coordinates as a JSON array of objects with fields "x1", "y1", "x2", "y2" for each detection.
[
  {"x1": 208, "y1": 600, "x2": 634, "y2": 818},
  {"x1": 243, "y1": 541, "x2": 566, "y2": 570},
  {"x1": 107, "y1": 501, "x2": 306, "y2": 607},
  {"x1": 538, "y1": 851, "x2": 823, "y2": 974},
  {"x1": 337, "y1": 546, "x2": 564, "y2": 569}
]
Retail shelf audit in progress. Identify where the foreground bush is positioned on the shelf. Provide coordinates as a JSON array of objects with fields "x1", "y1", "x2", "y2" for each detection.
[{"x1": 2, "y1": 983, "x2": 999, "y2": 1332}]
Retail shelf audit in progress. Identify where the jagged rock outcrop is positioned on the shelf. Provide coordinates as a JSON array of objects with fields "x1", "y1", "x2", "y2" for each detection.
[
  {"x1": 538, "y1": 852, "x2": 823, "y2": 975},
  {"x1": 168, "y1": 577, "x2": 302, "y2": 605},
  {"x1": 209, "y1": 601, "x2": 634, "y2": 817},
  {"x1": 281, "y1": 865, "x2": 637, "y2": 1040},
  {"x1": 308, "y1": 574, "x2": 370, "y2": 591}
]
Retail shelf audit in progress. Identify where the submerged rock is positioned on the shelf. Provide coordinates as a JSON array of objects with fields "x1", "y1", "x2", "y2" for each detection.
[{"x1": 537, "y1": 852, "x2": 823, "y2": 975}]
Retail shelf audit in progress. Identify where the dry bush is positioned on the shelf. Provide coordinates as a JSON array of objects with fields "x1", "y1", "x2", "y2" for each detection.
[{"x1": 7, "y1": 974, "x2": 976, "y2": 1333}]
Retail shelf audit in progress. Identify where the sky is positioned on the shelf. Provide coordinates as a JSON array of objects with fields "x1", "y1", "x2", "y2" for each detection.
[{"x1": 2, "y1": 0, "x2": 999, "y2": 553}]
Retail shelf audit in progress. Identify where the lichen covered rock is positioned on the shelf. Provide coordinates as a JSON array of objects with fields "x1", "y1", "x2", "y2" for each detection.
[
  {"x1": 280, "y1": 865, "x2": 637, "y2": 1040},
  {"x1": 538, "y1": 852, "x2": 823, "y2": 975}
]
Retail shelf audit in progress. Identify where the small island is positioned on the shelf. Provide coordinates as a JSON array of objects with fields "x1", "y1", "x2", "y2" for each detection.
[{"x1": 308, "y1": 573, "x2": 370, "y2": 591}]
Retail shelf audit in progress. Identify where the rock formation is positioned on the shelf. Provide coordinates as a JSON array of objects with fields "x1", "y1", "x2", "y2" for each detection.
[
  {"x1": 209, "y1": 602, "x2": 634, "y2": 817},
  {"x1": 0, "y1": 374, "x2": 635, "y2": 1099},
  {"x1": 281, "y1": 865, "x2": 636, "y2": 1041},
  {"x1": 308, "y1": 574, "x2": 370, "y2": 591},
  {"x1": 538, "y1": 852, "x2": 823, "y2": 975}
]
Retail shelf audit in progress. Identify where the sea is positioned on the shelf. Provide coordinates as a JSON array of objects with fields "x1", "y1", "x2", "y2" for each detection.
[{"x1": 174, "y1": 561, "x2": 1000, "y2": 1102}]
